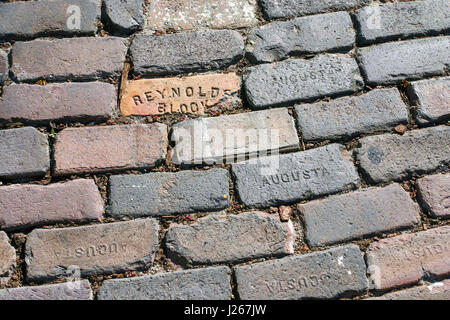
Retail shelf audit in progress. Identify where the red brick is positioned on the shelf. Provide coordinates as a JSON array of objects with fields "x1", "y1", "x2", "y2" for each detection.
[
  {"x1": 417, "y1": 173, "x2": 450, "y2": 218},
  {"x1": 368, "y1": 280, "x2": 450, "y2": 300}
]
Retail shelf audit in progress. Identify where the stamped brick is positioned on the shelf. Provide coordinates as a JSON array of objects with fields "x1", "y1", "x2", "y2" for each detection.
[
  {"x1": 355, "y1": 0, "x2": 450, "y2": 44},
  {"x1": 407, "y1": 77, "x2": 450, "y2": 124},
  {"x1": 356, "y1": 126, "x2": 450, "y2": 183},
  {"x1": 0, "y1": 127, "x2": 50, "y2": 179},
  {"x1": 147, "y1": 0, "x2": 257, "y2": 32},
  {"x1": 295, "y1": 88, "x2": 409, "y2": 142},
  {"x1": 417, "y1": 173, "x2": 450, "y2": 218},
  {"x1": 366, "y1": 226, "x2": 450, "y2": 290},
  {"x1": 0, "y1": 49, "x2": 7, "y2": 84},
  {"x1": 0, "y1": 232, "x2": 15, "y2": 286},
  {"x1": 244, "y1": 54, "x2": 363, "y2": 109},
  {"x1": 358, "y1": 36, "x2": 450, "y2": 85},
  {"x1": 0, "y1": 280, "x2": 92, "y2": 300},
  {"x1": 368, "y1": 280, "x2": 450, "y2": 300},
  {"x1": 165, "y1": 212, "x2": 295, "y2": 266},
  {"x1": 98, "y1": 266, "x2": 231, "y2": 300},
  {"x1": 25, "y1": 219, "x2": 159, "y2": 282},
  {"x1": 104, "y1": 0, "x2": 144, "y2": 34},
  {"x1": 0, "y1": 82, "x2": 116, "y2": 123},
  {"x1": 131, "y1": 30, "x2": 244, "y2": 76},
  {"x1": 0, "y1": 179, "x2": 103, "y2": 231},
  {"x1": 108, "y1": 168, "x2": 230, "y2": 218},
  {"x1": 12, "y1": 37, "x2": 128, "y2": 82},
  {"x1": 235, "y1": 244, "x2": 368, "y2": 299},
  {"x1": 171, "y1": 108, "x2": 299, "y2": 165},
  {"x1": 54, "y1": 124, "x2": 168, "y2": 175},
  {"x1": 232, "y1": 144, "x2": 360, "y2": 208},
  {"x1": 120, "y1": 73, "x2": 241, "y2": 116},
  {"x1": 0, "y1": 0, "x2": 100, "y2": 39},
  {"x1": 299, "y1": 184, "x2": 421, "y2": 247},
  {"x1": 247, "y1": 12, "x2": 355, "y2": 63}
]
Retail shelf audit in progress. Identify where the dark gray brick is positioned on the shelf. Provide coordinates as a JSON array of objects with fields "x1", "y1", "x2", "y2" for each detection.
[
  {"x1": 0, "y1": 49, "x2": 7, "y2": 84},
  {"x1": 0, "y1": 281, "x2": 92, "y2": 300},
  {"x1": 104, "y1": 0, "x2": 144, "y2": 34}
]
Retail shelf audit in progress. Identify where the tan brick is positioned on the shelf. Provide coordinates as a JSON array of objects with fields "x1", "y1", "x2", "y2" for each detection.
[
  {"x1": 0, "y1": 231, "x2": 15, "y2": 286},
  {"x1": 417, "y1": 173, "x2": 450, "y2": 218},
  {"x1": 368, "y1": 280, "x2": 450, "y2": 300}
]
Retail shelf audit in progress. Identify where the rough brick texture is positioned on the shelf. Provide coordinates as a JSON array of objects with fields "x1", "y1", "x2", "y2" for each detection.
[
  {"x1": 356, "y1": 126, "x2": 450, "y2": 183},
  {"x1": 0, "y1": 49, "x2": 7, "y2": 84},
  {"x1": 0, "y1": 232, "x2": 15, "y2": 286},
  {"x1": 369, "y1": 280, "x2": 450, "y2": 300},
  {"x1": 0, "y1": 281, "x2": 92, "y2": 300},
  {"x1": 54, "y1": 124, "x2": 168, "y2": 175},
  {"x1": 232, "y1": 144, "x2": 360, "y2": 208},
  {"x1": 0, "y1": 179, "x2": 103, "y2": 231},
  {"x1": 165, "y1": 212, "x2": 295, "y2": 266},
  {"x1": 299, "y1": 184, "x2": 421, "y2": 247},
  {"x1": 25, "y1": 219, "x2": 159, "y2": 282},
  {"x1": 104, "y1": 0, "x2": 144, "y2": 34},
  {"x1": 417, "y1": 173, "x2": 450, "y2": 218},
  {"x1": 98, "y1": 266, "x2": 232, "y2": 300},
  {"x1": 235, "y1": 244, "x2": 368, "y2": 299},
  {"x1": 108, "y1": 168, "x2": 230, "y2": 218}
]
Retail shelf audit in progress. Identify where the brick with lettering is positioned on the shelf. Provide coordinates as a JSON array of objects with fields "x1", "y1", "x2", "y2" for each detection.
[
  {"x1": 108, "y1": 168, "x2": 229, "y2": 218},
  {"x1": 294, "y1": 88, "x2": 409, "y2": 142},
  {"x1": 0, "y1": 179, "x2": 103, "y2": 231},
  {"x1": 299, "y1": 184, "x2": 421, "y2": 247},
  {"x1": 120, "y1": 73, "x2": 241, "y2": 116},
  {"x1": 366, "y1": 226, "x2": 450, "y2": 290},
  {"x1": 0, "y1": 127, "x2": 50, "y2": 179},
  {"x1": 358, "y1": 36, "x2": 450, "y2": 85},
  {"x1": 231, "y1": 144, "x2": 360, "y2": 208},
  {"x1": 0, "y1": 49, "x2": 7, "y2": 84},
  {"x1": 0, "y1": 232, "x2": 15, "y2": 286},
  {"x1": 0, "y1": 82, "x2": 116, "y2": 123},
  {"x1": 25, "y1": 219, "x2": 159, "y2": 282},
  {"x1": 0, "y1": 281, "x2": 93, "y2": 300},
  {"x1": 417, "y1": 173, "x2": 450, "y2": 218},
  {"x1": 244, "y1": 54, "x2": 363, "y2": 109},
  {"x1": 356, "y1": 126, "x2": 450, "y2": 183},
  {"x1": 368, "y1": 280, "x2": 450, "y2": 300},
  {"x1": 131, "y1": 30, "x2": 244, "y2": 76},
  {"x1": 98, "y1": 266, "x2": 231, "y2": 300},
  {"x1": 12, "y1": 37, "x2": 127, "y2": 82},
  {"x1": 104, "y1": 0, "x2": 144, "y2": 34},
  {"x1": 54, "y1": 124, "x2": 168, "y2": 175},
  {"x1": 235, "y1": 244, "x2": 368, "y2": 299}
]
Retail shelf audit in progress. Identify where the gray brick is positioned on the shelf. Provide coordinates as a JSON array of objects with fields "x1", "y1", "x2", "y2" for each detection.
[
  {"x1": 131, "y1": 30, "x2": 244, "y2": 76},
  {"x1": 248, "y1": 11, "x2": 354, "y2": 63},
  {"x1": 0, "y1": 127, "x2": 49, "y2": 179},
  {"x1": 299, "y1": 184, "x2": 421, "y2": 247},
  {"x1": 108, "y1": 168, "x2": 230, "y2": 218},
  {"x1": 98, "y1": 266, "x2": 232, "y2": 300},
  {"x1": 12, "y1": 37, "x2": 128, "y2": 82},
  {"x1": 358, "y1": 36, "x2": 450, "y2": 85},
  {"x1": 355, "y1": 0, "x2": 450, "y2": 44},
  {"x1": 244, "y1": 54, "x2": 363, "y2": 109},
  {"x1": 0, "y1": 280, "x2": 93, "y2": 300},
  {"x1": 165, "y1": 212, "x2": 295, "y2": 266},
  {"x1": 235, "y1": 244, "x2": 368, "y2": 299},
  {"x1": 294, "y1": 88, "x2": 409, "y2": 142},
  {"x1": 0, "y1": 231, "x2": 15, "y2": 286},
  {"x1": 171, "y1": 108, "x2": 299, "y2": 165},
  {"x1": 25, "y1": 219, "x2": 159, "y2": 282},
  {"x1": 0, "y1": 49, "x2": 7, "y2": 84},
  {"x1": 417, "y1": 173, "x2": 450, "y2": 218},
  {"x1": 0, "y1": 0, "x2": 100, "y2": 39},
  {"x1": 231, "y1": 144, "x2": 360, "y2": 208},
  {"x1": 356, "y1": 126, "x2": 450, "y2": 183},
  {"x1": 368, "y1": 280, "x2": 450, "y2": 300},
  {"x1": 104, "y1": 0, "x2": 144, "y2": 34}
]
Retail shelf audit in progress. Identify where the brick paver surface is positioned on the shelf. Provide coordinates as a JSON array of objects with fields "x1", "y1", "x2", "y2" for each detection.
[
  {"x1": 0, "y1": 280, "x2": 93, "y2": 300},
  {"x1": 368, "y1": 280, "x2": 450, "y2": 300},
  {"x1": 0, "y1": 232, "x2": 15, "y2": 286},
  {"x1": 417, "y1": 173, "x2": 450, "y2": 218}
]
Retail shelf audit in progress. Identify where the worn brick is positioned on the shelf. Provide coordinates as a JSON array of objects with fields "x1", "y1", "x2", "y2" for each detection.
[
  {"x1": 54, "y1": 124, "x2": 168, "y2": 175},
  {"x1": 12, "y1": 37, "x2": 128, "y2": 82},
  {"x1": 98, "y1": 266, "x2": 231, "y2": 300},
  {"x1": 247, "y1": 12, "x2": 355, "y2": 63},
  {"x1": 0, "y1": 127, "x2": 50, "y2": 179},
  {"x1": 232, "y1": 144, "x2": 360, "y2": 208},
  {"x1": 108, "y1": 168, "x2": 230, "y2": 218},
  {"x1": 368, "y1": 280, "x2": 450, "y2": 300},
  {"x1": 366, "y1": 226, "x2": 450, "y2": 290},
  {"x1": 0, "y1": 82, "x2": 116, "y2": 123},
  {"x1": 417, "y1": 173, "x2": 450, "y2": 218},
  {"x1": 356, "y1": 126, "x2": 450, "y2": 183},
  {"x1": 244, "y1": 54, "x2": 363, "y2": 109},
  {"x1": 0, "y1": 232, "x2": 15, "y2": 286},
  {"x1": 0, "y1": 0, "x2": 100, "y2": 39},
  {"x1": 299, "y1": 184, "x2": 421, "y2": 247},
  {"x1": 147, "y1": 0, "x2": 257, "y2": 32},
  {"x1": 171, "y1": 108, "x2": 299, "y2": 165},
  {"x1": 294, "y1": 88, "x2": 409, "y2": 142},
  {"x1": 131, "y1": 30, "x2": 244, "y2": 76},
  {"x1": 0, "y1": 49, "x2": 7, "y2": 84},
  {"x1": 25, "y1": 219, "x2": 159, "y2": 282},
  {"x1": 104, "y1": 0, "x2": 144, "y2": 34},
  {"x1": 120, "y1": 73, "x2": 241, "y2": 116},
  {"x1": 0, "y1": 280, "x2": 92, "y2": 300},
  {"x1": 235, "y1": 244, "x2": 368, "y2": 299},
  {"x1": 165, "y1": 212, "x2": 295, "y2": 266},
  {"x1": 358, "y1": 36, "x2": 450, "y2": 85},
  {"x1": 0, "y1": 179, "x2": 103, "y2": 231},
  {"x1": 407, "y1": 77, "x2": 450, "y2": 124},
  {"x1": 355, "y1": 0, "x2": 450, "y2": 44}
]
